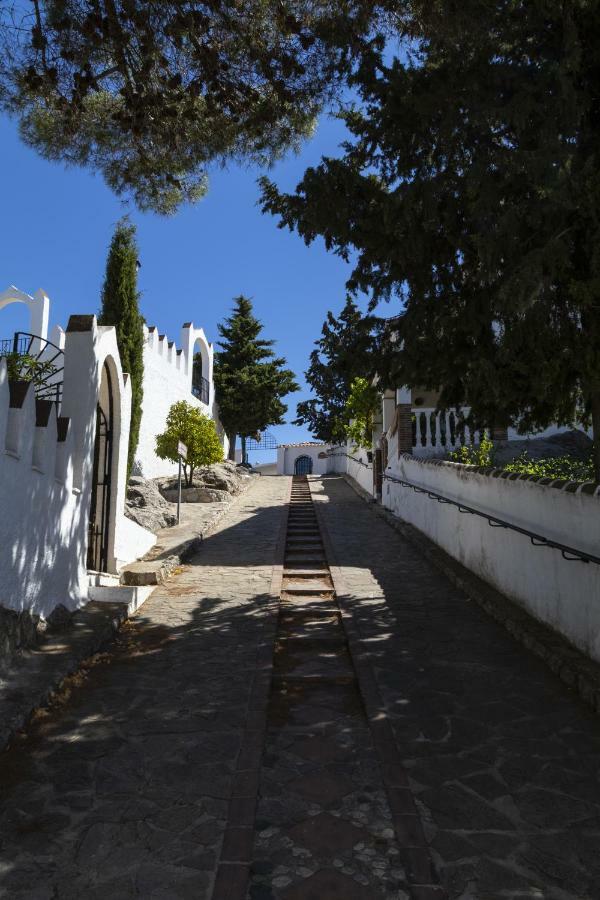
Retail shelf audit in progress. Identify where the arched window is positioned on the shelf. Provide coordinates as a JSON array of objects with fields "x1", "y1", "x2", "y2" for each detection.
[
  {"x1": 294, "y1": 455, "x2": 313, "y2": 475},
  {"x1": 191, "y1": 338, "x2": 210, "y2": 405}
]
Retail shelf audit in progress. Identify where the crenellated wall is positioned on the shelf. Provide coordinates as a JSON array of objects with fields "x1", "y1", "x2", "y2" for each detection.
[{"x1": 135, "y1": 321, "x2": 228, "y2": 478}]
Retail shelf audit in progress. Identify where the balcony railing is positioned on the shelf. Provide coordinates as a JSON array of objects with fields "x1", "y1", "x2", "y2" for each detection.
[
  {"x1": 192, "y1": 375, "x2": 210, "y2": 405},
  {"x1": 0, "y1": 331, "x2": 64, "y2": 405},
  {"x1": 413, "y1": 407, "x2": 487, "y2": 456}
]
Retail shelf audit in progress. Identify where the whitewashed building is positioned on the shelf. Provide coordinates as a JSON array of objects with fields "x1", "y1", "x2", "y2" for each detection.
[
  {"x1": 0, "y1": 285, "x2": 225, "y2": 647},
  {"x1": 276, "y1": 441, "x2": 332, "y2": 476}
]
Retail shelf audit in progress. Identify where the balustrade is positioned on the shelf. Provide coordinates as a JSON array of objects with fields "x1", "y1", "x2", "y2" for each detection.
[{"x1": 412, "y1": 407, "x2": 486, "y2": 456}]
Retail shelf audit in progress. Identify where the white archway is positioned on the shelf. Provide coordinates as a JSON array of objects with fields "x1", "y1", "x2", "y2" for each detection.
[{"x1": 0, "y1": 286, "x2": 50, "y2": 347}]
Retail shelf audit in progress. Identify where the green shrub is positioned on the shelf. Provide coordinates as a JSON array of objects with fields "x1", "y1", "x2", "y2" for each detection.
[
  {"x1": 3, "y1": 351, "x2": 58, "y2": 387},
  {"x1": 344, "y1": 377, "x2": 379, "y2": 450},
  {"x1": 503, "y1": 452, "x2": 594, "y2": 482},
  {"x1": 155, "y1": 401, "x2": 223, "y2": 485},
  {"x1": 449, "y1": 436, "x2": 494, "y2": 467}
]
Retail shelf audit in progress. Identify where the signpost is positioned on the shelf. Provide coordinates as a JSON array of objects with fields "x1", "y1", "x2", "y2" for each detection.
[{"x1": 177, "y1": 441, "x2": 187, "y2": 524}]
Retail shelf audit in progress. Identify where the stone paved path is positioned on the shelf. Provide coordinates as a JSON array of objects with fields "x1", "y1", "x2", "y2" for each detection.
[
  {"x1": 250, "y1": 477, "x2": 413, "y2": 900},
  {"x1": 2, "y1": 473, "x2": 600, "y2": 900},
  {"x1": 0, "y1": 475, "x2": 288, "y2": 900},
  {"x1": 313, "y1": 475, "x2": 600, "y2": 900}
]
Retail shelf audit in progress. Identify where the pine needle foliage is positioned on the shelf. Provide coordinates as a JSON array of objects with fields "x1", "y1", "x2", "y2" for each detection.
[
  {"x1": 214, "y1": 296, "x2": 298, "y2": 460},
  {"x1": 98, "y1": 218, "x2": 144, "y2": 479},
  {"x1": 0, "y1": 1, "x2": 383, "y2": 213}
]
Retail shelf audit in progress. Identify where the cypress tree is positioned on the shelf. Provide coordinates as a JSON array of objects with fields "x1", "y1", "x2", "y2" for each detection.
[
  {"x1": 214, "y1": 296, "x2": 298, "y2": 461},
  {"x1": 99, "y1": 219, "x2": 144, "y2": 478}
]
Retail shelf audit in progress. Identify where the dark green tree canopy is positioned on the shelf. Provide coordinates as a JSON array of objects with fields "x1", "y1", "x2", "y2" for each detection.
[
  {"x1": 98, "y1": 217, "x2": 144, "y2": 477},
  {"x1": 214, "y1": 296, "x2": 298, "y2": 457},
  {"x1": 295, "y1": 297, "x2": 379, "y2": 442},
  {"x1": 0, "y1": 0, "x2": 380, "y2": 213},
  {"x1": 261, "y1": 1, "x2": 600, "y2": 477}
]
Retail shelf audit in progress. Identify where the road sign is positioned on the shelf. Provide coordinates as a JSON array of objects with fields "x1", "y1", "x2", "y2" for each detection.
[{"x1": 178, "y1": 441, "x2": 187, "y2": 460}]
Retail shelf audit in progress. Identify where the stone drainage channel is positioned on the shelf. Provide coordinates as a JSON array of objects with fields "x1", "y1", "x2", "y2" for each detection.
[{"x1": 213, "y1": 476, "x2": 445, "y2": 900}]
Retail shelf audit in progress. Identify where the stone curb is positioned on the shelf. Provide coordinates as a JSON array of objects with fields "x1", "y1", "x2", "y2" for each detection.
[
  {"x1": 342, "y1": 473, "x2": 600, "y2": 717},
  {"x1": 0, "y1": 601, "x2": 128, "y2": 753},
  {"x1": 122, "y1": 476, "x2": 259, "y2": 585}
]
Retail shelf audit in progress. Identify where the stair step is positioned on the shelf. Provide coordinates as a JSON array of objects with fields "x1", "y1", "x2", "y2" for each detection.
[
  {"x1": 284, "y1": 568, "x2": 330, "y2": 577},
  {"x1": 282, "y1": 581, "x2": 333, "y2": 593}
]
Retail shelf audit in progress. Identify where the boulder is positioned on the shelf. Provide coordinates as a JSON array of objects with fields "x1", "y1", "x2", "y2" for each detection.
[
  {"x1": 157, "y1": 460, "x2": 256, "y2": 504},
  {"x1": 161, "y1": 485, "x2": 229, "y2": 504},
  {"x1": 126, "y1": 478, "x2": 178, "y2": 532},
  {"x1": 196, "y1": 464, "x2": 242, "y2": 494}
]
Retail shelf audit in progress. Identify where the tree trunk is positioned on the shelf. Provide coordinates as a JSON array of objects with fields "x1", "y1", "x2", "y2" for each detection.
[
  {"x1": 241, "y1": 435, "x2": 247, "y2": 465},
  {"x1": 228, "y1": 433, "x2": 236, "y2": 461},
  {"x1": 592, "y1": 391, "x2": 600, "y2": 484}
]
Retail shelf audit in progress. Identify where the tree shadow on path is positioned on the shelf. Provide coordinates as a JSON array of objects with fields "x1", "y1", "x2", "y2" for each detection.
[
  {"x1": 314, "y1": 475, "x2": 600, "y2": 900},
  {"x1": 0, "y1": 490, "x2": 286, "y2": 899}
]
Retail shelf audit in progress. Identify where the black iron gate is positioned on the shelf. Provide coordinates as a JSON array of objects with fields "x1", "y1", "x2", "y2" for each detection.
[{"x1": 87, "y1": 368, "x2": 113, "y2": 572}]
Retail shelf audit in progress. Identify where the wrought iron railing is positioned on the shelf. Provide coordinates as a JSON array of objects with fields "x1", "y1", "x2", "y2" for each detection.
[
  {"x1": 0, "y1": 331, "x2": 64, "y2": 405},
  {"x1": 191, "y1": 375, "x2": 210, "y2": 405}
]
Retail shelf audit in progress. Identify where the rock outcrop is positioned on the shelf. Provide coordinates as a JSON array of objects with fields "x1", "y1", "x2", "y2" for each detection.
[
  {"x1": 158, "y1": 460, "x2": 256, "y2": 504},
  {"x1": 125, "y1": 476, "x2": 178, "y2": 532}
]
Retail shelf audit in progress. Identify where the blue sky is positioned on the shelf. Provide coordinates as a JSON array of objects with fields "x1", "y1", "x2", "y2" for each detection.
[{"x1": 0, "y1": 110, "x2": 377, "y2": 462}]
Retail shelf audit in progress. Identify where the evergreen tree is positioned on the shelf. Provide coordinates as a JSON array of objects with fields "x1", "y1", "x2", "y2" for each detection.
[
  {"x1": 99, "y1": 219, "x2": 144, "y2": 478},
  {"x1": 0, "y1": 0, "x2": 381, "y2": 213},
  {"x1": 295, "y1": 298, "x2": 379, "y2": 442},
  {"x1": 214, "y1": 297, "x2": 298, "y2": 461},
  {"x1": 260, "y1": 2, "x2": 600, "y2": 481}
]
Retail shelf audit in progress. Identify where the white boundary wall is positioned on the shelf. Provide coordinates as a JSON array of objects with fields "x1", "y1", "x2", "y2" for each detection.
[
  {"x1": 383, "y1": 453, "x2": 600, "y2": 663},
  {"x1": 135, "y1": 322, "x2": 228, "y2": 478},
  {"x1": 344, "y1": 445, "x2": 374, "y2": 497}
]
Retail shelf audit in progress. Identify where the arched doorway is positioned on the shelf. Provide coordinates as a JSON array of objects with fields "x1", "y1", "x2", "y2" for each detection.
[
  {"x1": 87, "y1": 362, "x2": 114, "y2": 571},
  {"x1": 191, "y1": 336, "x2": 210, "y2": 405},
  {"x1": 294, "y1": 455, "x2": 313, "y2": 475}
]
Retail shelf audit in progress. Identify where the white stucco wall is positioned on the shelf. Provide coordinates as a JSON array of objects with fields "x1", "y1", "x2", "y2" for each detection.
[
  {"x1": 345, "y1": 444, "x2": 375, "y2": 497},
  {"x1": 135, "y1": 322, "x2": 225, "y2": 478},
  {"x1": 383, "y1": 453, "x2": 600, "y2": 663},
  {"x1": 0, "y1": 316, "x2": 155, "y2": 618}
]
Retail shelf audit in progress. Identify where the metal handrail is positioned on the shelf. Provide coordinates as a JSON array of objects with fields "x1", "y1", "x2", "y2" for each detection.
[
  {"x1": 382, "y1": 470, "x2": 600, "y2": 566},
  {"x1": 327, "y1": 450, "x2": 373, "y2": 469}
]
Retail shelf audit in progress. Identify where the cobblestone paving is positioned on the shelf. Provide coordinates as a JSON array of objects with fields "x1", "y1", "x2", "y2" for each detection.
[
  {"x1": 250, "y1": 477, "x2": 410, "y2": 900},
  {"x1": 312, "y1": 475, "x2": 600, "y2": 900},
  {"x1": 0, "y1": 475, "x2": 288, "y2": 900}
]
